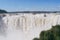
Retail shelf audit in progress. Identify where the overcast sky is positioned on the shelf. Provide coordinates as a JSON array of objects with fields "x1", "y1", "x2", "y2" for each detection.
[{"x1": 0, "y1": 0, "x2": 60, "y2": 12}]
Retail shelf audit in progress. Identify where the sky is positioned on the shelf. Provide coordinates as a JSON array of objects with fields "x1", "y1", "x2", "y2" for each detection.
[{"x1": 0, "y1": 0, "x2": 60, "y2": 12}]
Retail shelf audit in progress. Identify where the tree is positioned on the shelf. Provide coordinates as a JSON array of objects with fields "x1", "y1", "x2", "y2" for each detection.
[
  {"x1": 33, "y1": 38, "x2": 39, "y2": 40},
  {"x1": 33, "y1": 25, "x2": 60, "y2": 40},
  {"x1": 0, "y1": 9, "x2": 7, "y2": 13}
]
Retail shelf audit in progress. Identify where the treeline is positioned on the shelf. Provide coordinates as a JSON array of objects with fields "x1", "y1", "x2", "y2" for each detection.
[
  {"x1": 0, "y1": 9, "x2": 7, "y2": 13},
  {"x1": 8, "y1": 11, "x2": 60, "y2": 13},
  {"x1": 0, "y1": 9, "x2": 60, "y2": 13},
  {"x1": 33, "y1": 25, "x2": 60, "y2": 40}
]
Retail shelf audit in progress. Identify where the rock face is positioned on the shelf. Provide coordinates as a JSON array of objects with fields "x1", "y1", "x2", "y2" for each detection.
[{"x1": 0, "y1": 13, "x2": 60, "y2": 40}]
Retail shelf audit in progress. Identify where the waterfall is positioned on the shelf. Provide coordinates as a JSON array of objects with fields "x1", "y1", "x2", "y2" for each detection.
[{"x1": 0, "y1": 13, "x2": 60, "y2": 40}]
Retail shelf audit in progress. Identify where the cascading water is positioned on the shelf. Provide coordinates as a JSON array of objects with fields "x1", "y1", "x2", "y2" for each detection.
[{"x1": 0, "y1": 13, "x2": 60, "y2": 40}]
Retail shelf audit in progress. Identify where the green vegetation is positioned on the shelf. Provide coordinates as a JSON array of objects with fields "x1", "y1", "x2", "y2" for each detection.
[
  {"x1": 33, "y1": 25, "x2": 60, "y2": 40},
  {"x1": 0, "y1": 9, "x2": 7, "y2": 13}
]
